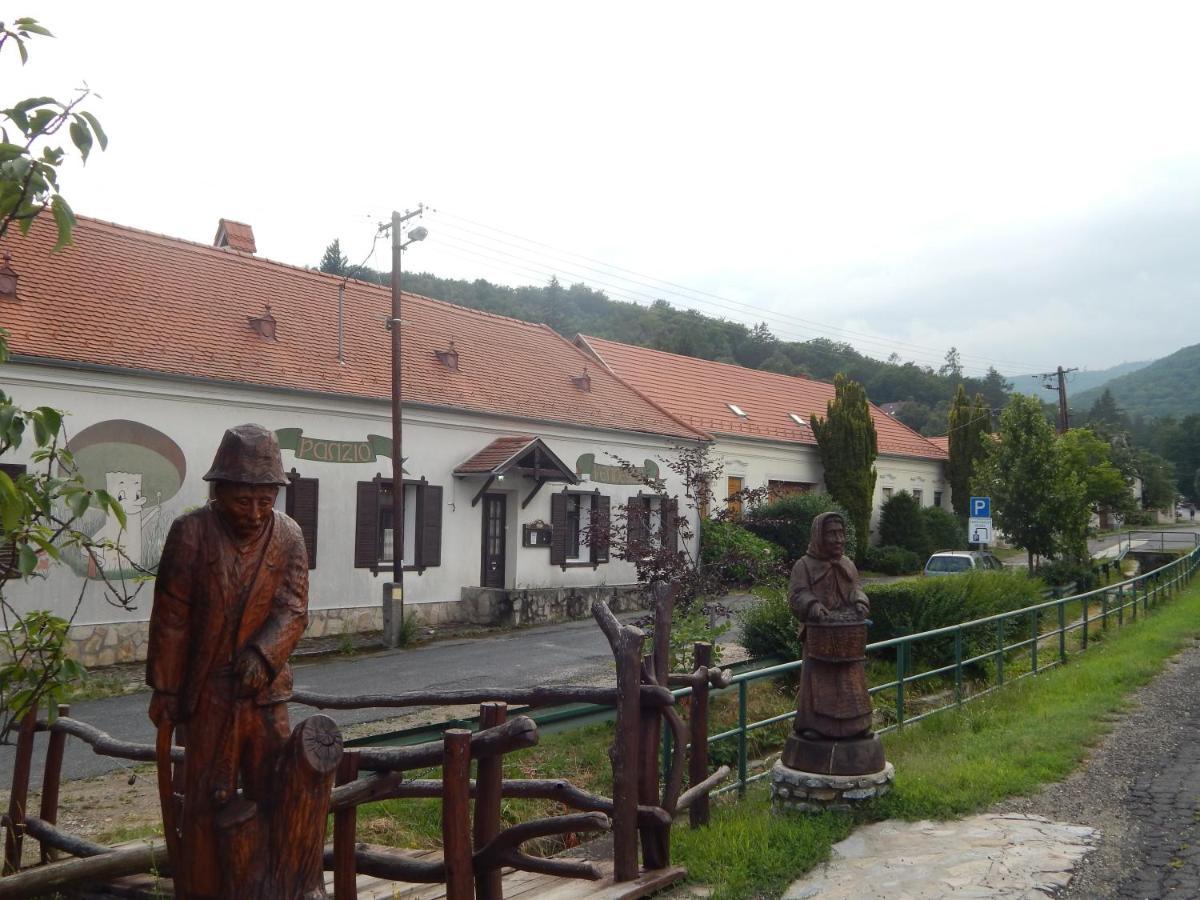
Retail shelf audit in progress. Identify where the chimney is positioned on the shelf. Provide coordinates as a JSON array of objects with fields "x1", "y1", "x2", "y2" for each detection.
[{"x1": 214, "y1": 218, "x2": 257, "y2": 254}]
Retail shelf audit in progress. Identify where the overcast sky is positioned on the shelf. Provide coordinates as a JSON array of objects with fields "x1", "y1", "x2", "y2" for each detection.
[{"x1": 8, "y1": 2, "x2": 1200, "y2": 379}]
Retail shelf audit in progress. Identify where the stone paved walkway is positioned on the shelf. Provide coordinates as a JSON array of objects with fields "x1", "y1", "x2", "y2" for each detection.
[{"x1": 783, "y1": 814, "x2": 1095, "y2": 899}]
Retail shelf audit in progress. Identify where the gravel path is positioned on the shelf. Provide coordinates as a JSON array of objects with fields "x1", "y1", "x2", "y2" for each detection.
[{"x1": 1000, "y1": 636, "x2": 1200, "y2": 898}]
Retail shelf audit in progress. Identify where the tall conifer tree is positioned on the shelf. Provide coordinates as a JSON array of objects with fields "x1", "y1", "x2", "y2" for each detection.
[
  {"x1": 947, "y1": 385, "x2": 991, "y2": 517},
  {"x1": 811, "y1": 374, "x2": 878, "y2": 560}
]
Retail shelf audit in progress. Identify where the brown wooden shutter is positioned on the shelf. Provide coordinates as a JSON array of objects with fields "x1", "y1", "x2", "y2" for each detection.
[
  {"x1": 419, "y1": 484, "x2": 443, "y2": 570},
  {"x1": 354, "y1": 480, "x2": 381, "y2": 569},
  {"x1": 626, "y1": 498, "x2": 647, "y2": 552},
  {"x1": 285, "y1": 476, "x2": 319, "y2": 569},
  {"x1": 662, "y1": 497, "x2": 679, "y2": 553},
  {"x1": 0, "y1": 464, "x2": 25, "y2": 577},
  {"x1": 592, "y1": 494, "x2": 611, "y2": 564},
  {"x1": 550, "y1": 492, "x2": 568, "y2": 568}
]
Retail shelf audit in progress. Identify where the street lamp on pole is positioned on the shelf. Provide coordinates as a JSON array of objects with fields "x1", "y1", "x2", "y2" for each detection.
[{"x1": 386, "y1": 205, "x2": 427, "y2": 647}]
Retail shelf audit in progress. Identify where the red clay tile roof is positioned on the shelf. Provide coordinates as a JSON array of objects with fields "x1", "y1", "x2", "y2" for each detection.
[
  {"x1": 454, "y1": 435, "x2": 576, "y2": 479},
  {"x1": 0, "y1": 215, "x2": 705, "y2": 442},
  {"x1": 214, "y1": 219, "x2": 256, "y2": 253},
  {"x1": 926, "y1": 436, "x2": 950, "y2": 453},
  {"x1": 578, "y1": 335, "x2": 947, "y2": 461}
]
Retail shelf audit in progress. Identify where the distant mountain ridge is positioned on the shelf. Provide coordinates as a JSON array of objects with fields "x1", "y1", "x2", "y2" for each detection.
[
  {"x1": 1009, "y1": 359, "x2": 1152, "y2": 399},
  {"x1": 1072, "y1": 343, "x2": 1200, "y2": 420}
]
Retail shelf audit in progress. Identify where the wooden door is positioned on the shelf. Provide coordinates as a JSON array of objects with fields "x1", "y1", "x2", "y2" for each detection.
[{"x1": 481, "y1": 493, "x2": 507, "y2": 588}]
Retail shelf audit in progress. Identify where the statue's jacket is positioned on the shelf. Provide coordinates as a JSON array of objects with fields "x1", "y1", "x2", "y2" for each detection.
[{"x1": 146, "y1": 505, "x2": 309, "y2": 720}]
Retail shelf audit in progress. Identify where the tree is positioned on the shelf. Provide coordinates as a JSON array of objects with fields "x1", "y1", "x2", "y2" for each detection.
[
  {"x1": 975, "y1": 394, "x2": 1087, "y2": 567},
  {"x1": 811, "y1": 373, "x2": 878, "y2": 561},
  {"x1": 938, "y1": 347, "x2": 963, "y2": 379},
  {"x1": 947, "y1": 385, "x2": 991, "y2": 518},
  {"x1": 318, "y1": 238, "x2": 347, "y2": 276},
  {"x1": 1058, "y1": 428, "x2": 1134, "y2": 520},
  {"x1": 1137, "y1": 451, "x2": 1177, "y2": 511},
  {"x1": 1, "y1": 17, "x2": 108, "y2": 247},
  {"x1": 877, "y1": 490, "x2": 928, "y2": 556}
]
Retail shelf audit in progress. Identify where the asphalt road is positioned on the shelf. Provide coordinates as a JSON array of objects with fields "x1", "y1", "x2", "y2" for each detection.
[{"x1": 0, "y1": 597, "x2": 756, "y2": 788}]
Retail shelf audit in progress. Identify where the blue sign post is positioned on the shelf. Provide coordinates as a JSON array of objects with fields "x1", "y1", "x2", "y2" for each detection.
[{"x1": 970, "y1": 496, "x2": 991, "y2": 518}]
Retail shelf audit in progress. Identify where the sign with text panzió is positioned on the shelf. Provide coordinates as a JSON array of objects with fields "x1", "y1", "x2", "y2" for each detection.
[
  {"x1": 576, "y1": 453, "x2": 660, "y2": 485},
  {"x1": 276, "y1": 428, "x2": 392, "y2": 463}
]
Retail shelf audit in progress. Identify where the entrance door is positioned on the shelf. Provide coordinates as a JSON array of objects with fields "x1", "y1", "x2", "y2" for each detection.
[{"x1": 481, "y1": 493, "x2": 507, "y2": 589}]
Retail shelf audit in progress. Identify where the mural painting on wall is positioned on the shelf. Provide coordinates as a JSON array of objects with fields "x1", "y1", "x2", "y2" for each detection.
[
  {"x1": 576, "y1": 453, "x2": 660, "y2": 485},
  {"x1": 59, "y1": 420, "x2": 187, "y2": 580}
]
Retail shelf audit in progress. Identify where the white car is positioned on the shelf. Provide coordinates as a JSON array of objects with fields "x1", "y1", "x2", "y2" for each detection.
[{"x1": 923, "y1": 550, "x2": 1004, "y2": 576}]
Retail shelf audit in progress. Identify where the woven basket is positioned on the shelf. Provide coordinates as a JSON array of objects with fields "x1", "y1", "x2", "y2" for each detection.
[{"x1": 804, "y1": 621, "x2": 868, "y2": 662}]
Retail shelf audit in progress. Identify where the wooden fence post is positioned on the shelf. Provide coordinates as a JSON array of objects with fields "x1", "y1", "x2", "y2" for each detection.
[
  {"x1": 38, "y1": 705, "x2": 70, "y2": 865},
  {"x1": 689, "y1": 642, "x2": 712, "y2": 828},
  {"x1": 443, "y1": 728, "x2": 475, "y2": 900},
  {"x1": 474, "y1": 702, "x2": 507, "y2": 900},
  {"x1": 333, "y1": 750, "x2": 360, "y2": 899},
  {"x1": 3, "y1": 709, "x2": 38, "y2": 874}
]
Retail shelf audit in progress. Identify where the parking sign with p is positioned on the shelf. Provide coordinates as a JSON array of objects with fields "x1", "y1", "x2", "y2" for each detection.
[{"x1": 970, "y1": 496, "x2": 991, "y2": 518}]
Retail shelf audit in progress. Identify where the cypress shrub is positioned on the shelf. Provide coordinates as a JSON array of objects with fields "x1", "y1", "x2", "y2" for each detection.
[
  {"x1": 922, "y1": 506, "x2": 966, "y2": 556},
  {"x1": 743, "y1": 492, "x2": 857, "y2": 567},
  {"x1": 878, "y1": 491, "x2": 928, "y2": 555}
]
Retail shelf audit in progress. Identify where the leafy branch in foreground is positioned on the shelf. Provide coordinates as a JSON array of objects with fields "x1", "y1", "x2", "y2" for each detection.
[{"x1": 1, "y1": 15, "x2": 108, "y2": 248}]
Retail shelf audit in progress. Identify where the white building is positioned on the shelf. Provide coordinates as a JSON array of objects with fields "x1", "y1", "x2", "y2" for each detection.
[
  {"x1": 1, "y1": 216, "x2": 706, "y2": 665},
  {"x1": 576, "y1": 336, "x2": 949, "y2": 533}
]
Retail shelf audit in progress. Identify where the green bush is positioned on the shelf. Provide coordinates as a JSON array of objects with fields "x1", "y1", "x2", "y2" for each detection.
[
  {"x1": 863, "y1": 544, "x2": 924, "y2": 575},
  {"x1": 739, "y1": 585, "x2": 803, "y2": 662},
  {"x1": 922, "y1": 506, "x2": 966, "y2": 555},
  {"x1": 1037, "y1": 557, "x2": 1099, "y2": 592},
  {"x1": 868, "y1": 570, "x2": 1044, "y2": 672},
  {"x1": 878, "y1": 491, "x2": 928, "y2": 555},
  {"x1": 743, "y1": 493, "x2": 857, "y2": 566},
  {"x1": 700, "y1": 520, "x2": 786, "y2": 586}
]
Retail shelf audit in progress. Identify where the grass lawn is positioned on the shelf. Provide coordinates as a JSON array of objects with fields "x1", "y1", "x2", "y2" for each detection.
[{"x1": 670, "y1": 577, "x2": 1200, "y2": 899}]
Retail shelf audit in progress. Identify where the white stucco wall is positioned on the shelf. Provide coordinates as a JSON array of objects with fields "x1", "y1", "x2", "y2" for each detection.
[
  {"x1": 710, "y1": 434, "x2": 947, "y2": 541},
  {"x1": 1, "y1": 362, "x2": 700, "y2": 627}
]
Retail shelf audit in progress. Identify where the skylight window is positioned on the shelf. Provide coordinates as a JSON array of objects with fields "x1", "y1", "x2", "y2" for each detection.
[
  {"x1": 727, "y1": 403, "x2": 748, "y2": 418},
  {"x1": 789, "y1": 413, "x2": 808, "y2": 427}
]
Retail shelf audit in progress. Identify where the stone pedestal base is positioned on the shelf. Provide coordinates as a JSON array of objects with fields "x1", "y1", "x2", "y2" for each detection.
[
  {"x1": 770, "y1": 759, "x2": 894, "y2": 814},
  {"x1": 782, "y1": 732, "x2": 885, "y2": 775}
]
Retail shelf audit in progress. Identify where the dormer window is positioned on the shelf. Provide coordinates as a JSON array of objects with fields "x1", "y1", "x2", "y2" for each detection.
[
  {"x1": 789, "y1": 413, "x2": 808, "y2": 427},
  {"x1": 248, "y1": 303, "x2": 278, "y2": 341},
  {"x1": 0, "y1": 251, "x2": 17, "y2": 301},
  {"x1": 571, "y1": 368, "x2": 592, "y2": 392},
  {"x1": 727, "y1": 403, "x2": 748, "y2": 419},
  {"x1": 435, "y1": 341, "x2": 460, "y2": 371}
]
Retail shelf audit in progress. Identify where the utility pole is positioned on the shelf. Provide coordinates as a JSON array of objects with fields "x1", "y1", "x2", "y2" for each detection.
[
  {"x1": 383, "y1": 205, "x2": 427, "y2": 647},
  {"x1": 1036, "y1": 365, "x2": 1078, "y2": 435}
]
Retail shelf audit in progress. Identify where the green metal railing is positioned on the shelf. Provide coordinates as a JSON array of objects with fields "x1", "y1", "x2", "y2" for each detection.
[{"x1": 687, "y1": 541, "x2": 1200, "y2": 797}]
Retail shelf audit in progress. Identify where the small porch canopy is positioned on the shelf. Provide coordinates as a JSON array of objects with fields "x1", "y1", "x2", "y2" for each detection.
[{"x1": 453, "y1": 435, "x2": 577, "y2": 508}]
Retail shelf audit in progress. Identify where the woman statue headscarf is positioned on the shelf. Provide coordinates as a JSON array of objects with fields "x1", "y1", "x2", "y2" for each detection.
[{"x1": 788, "y1": 511, "x2": 873, "y2": 741}]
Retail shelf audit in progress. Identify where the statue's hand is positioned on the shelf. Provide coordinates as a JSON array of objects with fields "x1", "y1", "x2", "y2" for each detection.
[
  {"x1": 809, "y1": 603, "x2": 830, "y2": 622},
  {"x1": 235, "y1": 647, "x2": 270, "y2": 697},
  {"x1": 855, "y1": 601, "x2": 869, "y2": 619},
  {"x1": 148, "y1": 691, "x2": 177, "y2": 726}
]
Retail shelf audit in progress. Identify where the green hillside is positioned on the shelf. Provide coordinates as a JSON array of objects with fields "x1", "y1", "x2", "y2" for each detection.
[
  {"x1": 1010, "y1": 359, "x2": 1152, "y2": 398},
  {"x1": 1073, "y1": 343, "x2": 1200, "y2": 420}
]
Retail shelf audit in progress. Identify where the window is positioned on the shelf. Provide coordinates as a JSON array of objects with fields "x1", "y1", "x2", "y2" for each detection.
[
  {"x1": 727, "y1": 403, "x2": 748, "y2": 418},
  {"x1": 726, "y1": 476, "x2": 745, "y2": 518},
  {"x1": 625, "y1": 495, "x2": 680, "y2": 554},
  {"x1": 768, "y1": 480, "x2": 813, "y2": 501},
  {"x1": 551, "y1": 490, "x2": 610, "y2": 569},
  {"x1": 881, "y1": 487, "x2": 894, "y2": 501},
  {"x1": 285, "y1": 470, "x2": 318, "y2": 569},
  {"x1": 933, "y1": 490, "x2": 943, "y2": 509},
  {"x1": 354, "y1": 477, "x2": 443, "y2": 574},
  {"x1": 912, "y1": 489, "x2": 923, "y2": 506},
  {"x1": 788, "y1": 413, "x2": 807, "y2": 427}
]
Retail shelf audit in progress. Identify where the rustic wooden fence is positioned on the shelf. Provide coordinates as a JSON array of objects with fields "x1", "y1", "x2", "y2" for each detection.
[{"x1": 0, "y1": 588, "x2": 730, "y2": 898}]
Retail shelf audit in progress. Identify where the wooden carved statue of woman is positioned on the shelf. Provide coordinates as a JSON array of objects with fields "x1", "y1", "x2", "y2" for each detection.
[{"x1": 782, "y1": 511, "x2": 884, "y2": 775}]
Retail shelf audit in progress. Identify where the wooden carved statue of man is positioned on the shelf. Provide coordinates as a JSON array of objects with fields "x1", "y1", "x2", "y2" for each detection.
[
  {"x1": 146, "y1": 424, "x2": 315, "y2": 898},
  {"x1": 782, "y1": 511, "x2": 885, "y2": 775}
]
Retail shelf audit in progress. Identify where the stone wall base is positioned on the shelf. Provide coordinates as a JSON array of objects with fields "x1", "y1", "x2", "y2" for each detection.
[{"x1": 770, "y1": 759, "x2": 895, "y2": 814}]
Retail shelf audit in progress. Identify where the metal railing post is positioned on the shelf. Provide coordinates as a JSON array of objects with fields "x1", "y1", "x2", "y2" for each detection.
[
  {"x1": 1117, "y1": 584, "x2": 1124, "y2": 626},
  {"x1": 1030, "y1": 609, "x2": 1039, "y2": 675},
  {"x1": 996, "y1": 618, "x2": 1005, "y2": 687},
  {"x1": 1081, "y1": 594, "x2": 1089, "y2": 650},
  {"x1": 896, "y1": 642, "x2": 907, "y2": 728},
  {"x1": 1058, "y1": 599, "x2": 1067, "y2": 664},
  {"x1": 736, "y1": 680, "x2": 748, "y2": 797},
  {"x1": 954, "y1": 627, "x2": 963, "y2": 706}
]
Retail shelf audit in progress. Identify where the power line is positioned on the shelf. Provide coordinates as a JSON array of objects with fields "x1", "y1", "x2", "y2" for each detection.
[{"x1": 432, "y1": 208, "x2": 1049, "y2": 374}]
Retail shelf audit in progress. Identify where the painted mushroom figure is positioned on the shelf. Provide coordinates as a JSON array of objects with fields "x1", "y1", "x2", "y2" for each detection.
[{"x1": 782, "y1": 511, "x2": 886, "y2": 775}]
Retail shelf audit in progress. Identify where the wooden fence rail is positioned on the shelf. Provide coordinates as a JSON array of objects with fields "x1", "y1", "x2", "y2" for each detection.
[{"x1": 1, "y1": 592, "x2": 729, "y2": 898}]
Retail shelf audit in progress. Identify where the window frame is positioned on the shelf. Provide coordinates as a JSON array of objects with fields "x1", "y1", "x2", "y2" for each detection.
[{"x1": 354, "y1": 475, "x2": 443, "y2": 575}]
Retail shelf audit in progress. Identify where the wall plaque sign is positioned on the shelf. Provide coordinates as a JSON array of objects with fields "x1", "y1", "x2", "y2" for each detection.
[
  {"x1": 575, "y1": 453, "x2": 659, "y2": 485},
  {"x1": 275, "y1": 428, "x2": 393, "y2": 464}
]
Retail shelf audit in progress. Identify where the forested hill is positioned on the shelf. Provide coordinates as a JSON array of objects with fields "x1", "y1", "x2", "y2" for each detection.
[
  {"x1": 1010, "y1": 359, "x2": 1152, "y2": 398},
  {"x1": 319, "y1": 242, "x2": 1011, "y2": 435},
  {"x1": 1073, "y1": 342, "x2": 1200, "y2": 420}
]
